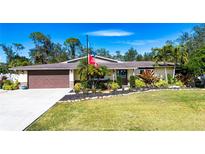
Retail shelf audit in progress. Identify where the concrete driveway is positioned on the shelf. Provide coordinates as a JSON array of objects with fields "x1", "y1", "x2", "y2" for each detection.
[{"x1": 0, "y1": 88, "x2": 70, "y2": 131}]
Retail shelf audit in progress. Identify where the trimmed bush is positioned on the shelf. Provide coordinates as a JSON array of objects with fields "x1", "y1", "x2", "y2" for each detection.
[
  {"x1": 96, "y1": 82, "x2": 107, "y2": 90},
  {"x1": 12, "y1": 80, "x2": 20, "y2": 90},
  {"x1": 0, "y1": 76, "x2": 7, "y2": 89},
  {"x1": 2, "y1": 80, "x2": 19, "y2": 90},
  {"x1": 168, "y1": 74, "x2": 176, "y2": 84},
  {"x1": 135, "y1": 79, "x2": 146, "y2": 88},
  {"x1": 154, "y1": 79, "x2": 168, "y2": 88},
  {"x1": 130, "y1": 75, "x2": 136, "y2": 88},
  {"x1": 74, "y1": 83, "x2": 82, "y2": 93},
  {"x1": 175, "y1": 80, "x2": 184, "y2": 87},
  {"x1": 117, "y1": 76, "x2": 122, "y2": 88},
  {"x1": 109, "y1": 82, "x2": 119, "y2": 91}
]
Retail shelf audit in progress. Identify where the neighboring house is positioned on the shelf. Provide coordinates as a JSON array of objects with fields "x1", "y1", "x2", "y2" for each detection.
[{"x1": 10, "y1": 56, "x2": 175, "y2": 89}]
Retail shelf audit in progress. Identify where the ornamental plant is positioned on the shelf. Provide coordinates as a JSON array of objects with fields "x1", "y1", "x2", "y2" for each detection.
[
  {"x1": 138, "y1": 70, "x2": 159, "y2": 85},
  {"x1": 117, "y1": 76, "x2": 122, "y2": 88},
  {"x1": 175, "y1": 80, "x2": 184, "y2": 87},
  {"x1": 135, "y1": 79, "x2": 146, "y2": 88},
  {"x1": 74, "y1": 83, "x2": 82, "y2": 93},
  {"x1": 154, "y1": 79, "x2": 168, "y2": 88},
  {"x1": 130, "y1": 75, "x2": 136, "y2": 88},
  {"x1": 2, "y1": 80, "x2": 19, "y2": 90},
  {"x1": 109, "y1": 82, "x2": 119, "y2": 91}
]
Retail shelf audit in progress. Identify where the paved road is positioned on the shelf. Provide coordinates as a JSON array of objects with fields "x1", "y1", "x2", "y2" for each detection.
[{"x1": 0, "y1": 89, "x2": 70, "y2": 131}]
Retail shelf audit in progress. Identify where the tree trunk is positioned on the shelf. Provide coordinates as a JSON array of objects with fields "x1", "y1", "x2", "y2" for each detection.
[
  {"x1": 164, "y1": 61, "x2": 168, "y2": 82},
  {"x1": 173, "y1": 64, "x2": 176, "y2": 78},
  {"x1": 165, "y1": 67, "x2": 168, "y2": 81}
]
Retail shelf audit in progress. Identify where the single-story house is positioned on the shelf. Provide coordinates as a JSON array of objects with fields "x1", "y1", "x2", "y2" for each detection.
[{"x1": 10, "y1": 56, "x2": 175, "y2": 89}]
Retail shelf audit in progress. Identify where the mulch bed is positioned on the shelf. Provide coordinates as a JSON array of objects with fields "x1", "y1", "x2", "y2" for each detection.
[{"x1": 59, "y1": 88, "x2": 166, "y2": 102}]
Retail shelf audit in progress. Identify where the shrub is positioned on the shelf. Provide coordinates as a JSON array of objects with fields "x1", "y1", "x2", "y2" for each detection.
[
  {"x1": 130, "y1": 75, "x2": 136, "y2": 88},
  {"x1": 167, "y1": 74, "x2": 177, "y2": 84},
  {"x1": 12, "y1": 80, "x2": 20, "y2": 90},
  {"x1": 109, "y1": 82, "x2": 119, "y2": 91},
  {"x1": 175, "y1": 80, "x2": 184, "y2": 87},
  {"x1": 74, "y1": 83, "x2": 82, "y2": 93},
  {"x1": 135, "y1": 79, "x2": 146, "y2": 88},
  {"x1": 0, "y1": 76, "x2": 7, "y2": 89},
  {"x1": 176, "y1": 73, "x2": 193, "y2": 87},
  {"x1": 96, "y1": 82, "x2": 107, "y2": 90},
  {"x1": 80, "y1": 81, "x2": 89, "y2": 93},
  {"x1": 154, "y1": 79, "x2": 168, "y2": 88},
  {"x1": 2, "y1": 80, "x2": 19, "y2": 90},
  {"x1": 117, "y1": 76, "x2": 122, "y2": 88},
  {"x1": 138, "y1": 70, "x2": 159, "y2": 85}
]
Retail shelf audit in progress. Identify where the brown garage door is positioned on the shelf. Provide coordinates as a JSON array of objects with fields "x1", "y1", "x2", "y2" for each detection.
[{"x1": 28, "y1": 70, "x2": 69, "y2": 88}]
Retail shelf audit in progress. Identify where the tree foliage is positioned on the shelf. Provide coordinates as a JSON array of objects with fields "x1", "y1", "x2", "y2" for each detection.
[
  {"x1": 124, "y1": 48, "x2": 138, "y2": 61},
  {"x1": 29, "y1": 32, "x2": 53, "y2": 64},
  {"x1": 186, "y1": 48, "x2": 205, "y2": 76},
  {"x1": 29, "y1": 32, "x2": 68, "y2": 64},
  {"x1": 96, "y1": 48, "x2": 112, "y2": 58},
  {"x1": 8, "y1": 55, "x2": 31, "y2": 68},
  {"x1": 0, "y1": 43, "x2": 30, "y2": 69},
  {"x1": 0, "y1": 44, "x2": 15, "y2": 63},
  {"x1": 64, "y1": 38, "x2": 81, "y2": 59},
  {"x1": 77, "y1": 58, "x2": 109, "y2": 89},
  {"x1": 0, "y1": 63, "x2": 9, "y2": 74}
]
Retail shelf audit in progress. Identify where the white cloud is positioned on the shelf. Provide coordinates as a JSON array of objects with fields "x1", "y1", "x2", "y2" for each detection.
[
  {"x1": 116, "y1": 39, "x2": 160, "y2": 46},
  {"x1": 86, "y1": 29, "x2": 133, "y2": 36}
]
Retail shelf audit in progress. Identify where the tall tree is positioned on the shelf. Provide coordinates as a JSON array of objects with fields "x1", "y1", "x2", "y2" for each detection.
[
  {"x1": 96, "y1": 48, "x2": 112, "y2": 58},
  {"x1": 124, "y1": 48, "x2": 138, "y2": 61},
  {"x1": 152, "y1": 45, "x2": 172, "y2": 81},
  {"x1": 12, "y1": 43, "x2": 25, "y2": 52},
  {"x1": 0, "y1": 43, "x2": 30, "y2": 68},
  {"x1": 0, "y1": 63, "x2": 9, "y2": 74},
  {"x1": 142, "y1": 52, "x2": 155, "y2": 61},
  {"x1": 180, "y1": 45, "x2": 189, "y2": 65},
  {"x1": 8, "y1": 55, "x2": 31, "y2": 68},
  {"x1": 49, "y1": 43, "x2": 68, "y2": 63},
  {"x1": 170, "y1": 45, "x2": 181, "y2": 77},
  {"x1": 0, "y1": 44, "x2": 15, "y2": 63},
  {"x1": 64, "y1": 38, "x2": 81, "y2": 59},
  {"x1": 186, "y1": 47, "x2": 205, "y2": 77},
  {"x1": 136, "y1": 54, "x2": 143, "y2": 61},
  {"x1": 29, "y1": 32, "x2": 53, "y2": 64},
  {"x1": 113, "y1": 50, "x2": 124, "y2": 60}
]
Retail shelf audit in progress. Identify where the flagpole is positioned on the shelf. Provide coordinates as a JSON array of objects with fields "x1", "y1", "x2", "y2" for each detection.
[{"x1": 86, "y1": 35, "x2": 89, "y2": 89}]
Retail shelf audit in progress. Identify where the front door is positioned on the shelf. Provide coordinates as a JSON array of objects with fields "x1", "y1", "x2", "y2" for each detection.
[{"x1": 117, "y1": 70, "x2": 128, "y2": 85}]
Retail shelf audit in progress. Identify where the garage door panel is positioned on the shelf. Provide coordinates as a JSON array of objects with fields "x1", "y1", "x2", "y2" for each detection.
[{"x1": 28, "y1": 70, "x2": 69, "y2": 88}]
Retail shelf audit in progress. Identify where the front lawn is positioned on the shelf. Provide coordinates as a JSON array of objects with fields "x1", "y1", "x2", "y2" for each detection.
[{"x1": 27, "y1": 89, "x2": 205, "y2": 131}]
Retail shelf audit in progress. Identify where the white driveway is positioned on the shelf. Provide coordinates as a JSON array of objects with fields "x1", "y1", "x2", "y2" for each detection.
[{"x1": 0, "y1": 89, "x2": 70, "y2": 131}]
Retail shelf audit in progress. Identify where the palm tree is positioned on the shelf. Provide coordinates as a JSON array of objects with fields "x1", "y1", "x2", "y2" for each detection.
[
  {"x1": 171, "y1": 45, "x2": 181, "y2": 78},
  {"x1": 77, "y1": 58, "x2": 87, "y2": 81},
  {"x1": 64, "y1": 38, "x2": 81, "y2": 59},
  {"x1": 152, "y1": 45, "x2": 172, "y2": 81},
  {"x1": 180, "y1": 45, "x2": 189, "y2": 65}
]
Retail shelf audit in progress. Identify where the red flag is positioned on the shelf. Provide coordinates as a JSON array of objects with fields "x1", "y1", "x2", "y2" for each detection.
[{"x1": 88, "y1": 54, "x2": 98, "y2": 67}]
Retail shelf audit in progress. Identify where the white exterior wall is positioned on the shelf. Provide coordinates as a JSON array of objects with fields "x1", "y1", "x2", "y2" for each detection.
[
  {"x1": 69, "y1": 70, "x2": 74, "y2": 88},
  {"x1": 74, "y1": 70, "x2": 80, "y2": 80},
  {"x1": 1, "y1": 71, "x2": 28, "y2": 83},
  {"x1": 154, "y1": 67, "x2": 174, "y2": 79},
  {"x1": 127, "y1": 69, "x2": 135, "y2": 80},
  {"x1": 73, "y1": 67, "x2": 174, "y2": 84}
]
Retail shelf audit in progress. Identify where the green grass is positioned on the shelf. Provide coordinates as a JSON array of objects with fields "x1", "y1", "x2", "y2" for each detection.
[{"x1": 27, "y1": 89, "x2": 205, "y2": 131}]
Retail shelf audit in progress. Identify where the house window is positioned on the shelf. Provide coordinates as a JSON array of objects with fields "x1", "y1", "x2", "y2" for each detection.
[
  {"x1": 139, "y1": 69, "x2": 153, "y2": 74},
  {"x1": 140, "y1": 69, "x2": 144, "y2": 74}
]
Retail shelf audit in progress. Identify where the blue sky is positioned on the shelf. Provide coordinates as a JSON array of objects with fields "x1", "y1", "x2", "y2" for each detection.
[{"x1": 0, "y1": 23, "x2": 198, "y2": 62}]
